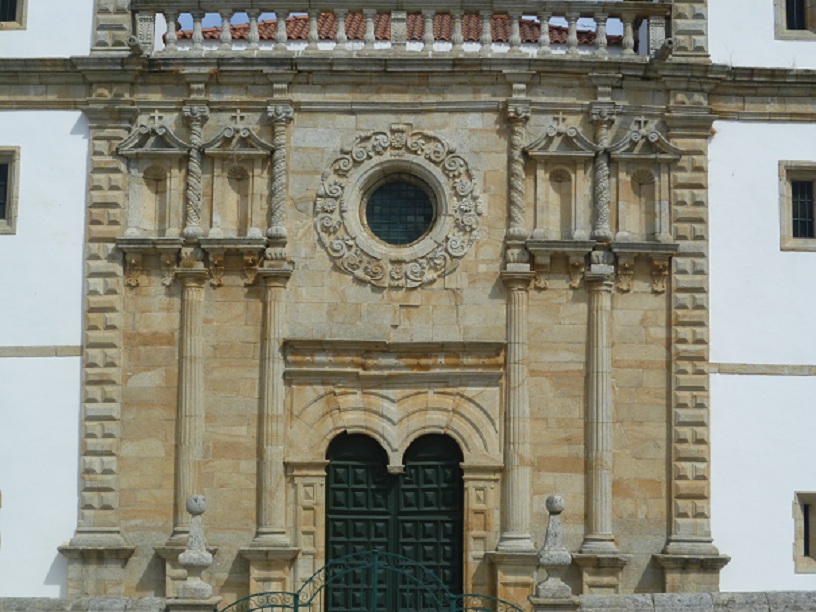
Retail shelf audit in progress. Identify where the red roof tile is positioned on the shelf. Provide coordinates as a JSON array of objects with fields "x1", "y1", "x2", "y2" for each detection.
[{"x1": 177, "y1": 13, "x2": 621, "y2": 46}]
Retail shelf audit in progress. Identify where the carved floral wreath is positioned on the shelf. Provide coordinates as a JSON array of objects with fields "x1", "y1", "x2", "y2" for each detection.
[{"x1": 315, "y1": 124, "x2": 484, "y2": 289}]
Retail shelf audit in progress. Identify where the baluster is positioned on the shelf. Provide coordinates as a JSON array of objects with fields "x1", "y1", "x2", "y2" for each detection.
[
  {"x1": 219, "y1": 11, "x2": 232, "y2": 51},
  {"x1": 595, "y1": 13, "x2": 608, "y2": 58},
  {"x1": 248, "y1": 10, "x2": 260, "y2": 51},
  {"x1": 422, "y1": 9, "x2": 435, "y2": 51},
  {"x1": 621, "y1": 13, "x2": 635, "y2": 56},
  {"x1": 480, "y1": 10, "x2": 492, "y2": 54},
  {"x1": 452, "y1": 11, "x2": 464, "y2": 54},
  {"x1": 307, "y1": 10, "x2": 319, "y2": 50},
  {"x1": 275, "y1": 9, "x2": 288, "y2": 51},
  {"x1": 336, "y1": 9, "x2": 348, "y2": 48},
  {"x1": 566, "y1": 13, "x2": 579, "y2": 56},
  {"x1": 538, "y1": 11, "x2": 551, "y2": 55},
  {"x1": 363, "y1": 9, "x2": 376, "y2": 50},
  {"x1": 508, "y1": 11, "x2": 521, "y2": 54},
  {"x1": 191, "y1": 12, "x2": 204, "y2": 52},
  {"x1": 164, "y1": 11, "x2": 178, "y2": 52}
]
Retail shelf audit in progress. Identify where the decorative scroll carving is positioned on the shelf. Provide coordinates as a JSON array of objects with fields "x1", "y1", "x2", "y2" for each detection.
[
  {"x1": 268, "y1": 104, "x2": 294, "y2": 241},
  {"x1": 208, "y1": 250, "x2": 225, "y2": 287},
  {"x1": 616, "y1": 254, "x2": 635, "y2": 292},
  {"x1": 243, "y1": 252, "x2": 261, "y2": 286},
  {"x1": 651, "y1": 256, "x2": 670, "y2": 294},
  {"x1": 315, "y1": 124, "x2": 484, "y2": 289},
  {"x1": 568, "y1": 254, "x2": 586, "y2": 289},
  {"x1": 161, "y1": 250, "x2": 178, "y2": 287},
  {"x1": 182, "y1": 105, "x2": 209, "y2": 240},
  {"x1": 124, "y1": 252, "x2": 143, "y2": 287}
]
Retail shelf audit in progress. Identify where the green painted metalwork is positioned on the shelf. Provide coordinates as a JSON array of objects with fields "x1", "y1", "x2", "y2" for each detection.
[
  {"x1": 217, "y1": 550, "x2": 523, "y2": 612},
  {"x1": 326, "y1": 433, "x2": 464, "y2": 607}
]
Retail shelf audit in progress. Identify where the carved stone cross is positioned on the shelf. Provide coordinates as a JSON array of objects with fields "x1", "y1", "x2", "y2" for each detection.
[
  {"x1": 231, "y1": 109, "x2": 247, "y2": 125},
  {"x1": 149, "y1": 109, "x2": 164, "y2": 125}
]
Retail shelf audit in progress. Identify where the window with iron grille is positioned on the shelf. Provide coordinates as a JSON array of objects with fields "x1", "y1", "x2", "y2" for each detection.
[
  {"x1": 364, "y1": 176, "x2": 436, "y2": 246},
  {"x1": 779, "y1": 162, "x2": 816, "y2": 251}
]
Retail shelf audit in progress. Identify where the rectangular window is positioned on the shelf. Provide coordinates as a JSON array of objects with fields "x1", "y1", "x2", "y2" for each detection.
[
  {"x1": 775, "y1": 0, "x2": 816, "y2": 39},
  {"x1": 779, "y1": 162, "x2": 816, "y2": 251},
  {"x1": 0, "y1": 148, "x2": 18, "y2": 234},
  {"x1": 788, "y1": 0, "x2": 808, "y2": 29},
  {"x1": 795, "y1": 493, "x2": 816, "y2": 573}
]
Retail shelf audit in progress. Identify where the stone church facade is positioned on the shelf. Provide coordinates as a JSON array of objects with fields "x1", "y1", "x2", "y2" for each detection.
[{"x1": 3, "y1": 0, "x2": 816, "y2": 608}]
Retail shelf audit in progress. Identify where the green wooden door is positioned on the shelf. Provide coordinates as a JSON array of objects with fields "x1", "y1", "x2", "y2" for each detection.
[{"x1": 326, "y1": 433, "x2": 464, "y2": 611}]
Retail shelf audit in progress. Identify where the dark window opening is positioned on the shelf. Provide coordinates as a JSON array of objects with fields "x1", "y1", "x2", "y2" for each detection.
[
  {"x1": 0, "y1": 0, "x2": 17, "y2": 22},
  {"x1": 787, "y1": 0, "x2": 808, "y2": 30},
  {"x1": 0, "y1": 163, "x2": 8, "y2": 220},
  {"x1": 792, "y1": 180, "x2": 814, "y2": 238},
  {"x1": 806, "y1": 503, "x2": 812, "y2": 557},
  {"x1": 366, "y1": 179, "x2": 435, "y2": 246}
]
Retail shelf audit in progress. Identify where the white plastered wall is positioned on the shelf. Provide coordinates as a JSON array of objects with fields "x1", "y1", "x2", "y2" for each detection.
[
  {"x1": 0, "y1": 0, "x2": 93, "y2": 58},
  {"x1": 710, "y1": 0, "x2": 816, "y2": 69},
  {"x1": 710, "y1": 120, "x2": 816, "y2": 590},
  {"x1": 0, "y1": 111, "x2": 89, "y2": 596}
]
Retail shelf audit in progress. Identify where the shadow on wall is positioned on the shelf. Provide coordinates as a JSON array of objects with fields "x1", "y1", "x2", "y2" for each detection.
[{"x1": 44, "y1": 554, "x2": 67, "y2": 597}]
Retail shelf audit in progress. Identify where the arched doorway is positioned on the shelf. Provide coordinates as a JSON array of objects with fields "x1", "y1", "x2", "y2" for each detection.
[{"x1": 325, "y1": 433, "x2": 464, "y2": 609}]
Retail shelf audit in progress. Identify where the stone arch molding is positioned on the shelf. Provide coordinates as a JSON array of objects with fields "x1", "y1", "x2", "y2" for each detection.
[
  {"x1": 315, "y1": 123, "x2": 485, "y2": 288},
  {"x1": 288, "y1": 388, "x2": 502, "y2": 467}
]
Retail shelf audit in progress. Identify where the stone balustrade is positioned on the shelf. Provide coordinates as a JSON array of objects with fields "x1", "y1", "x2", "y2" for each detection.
[{"x1": 130, "y1": 1, "x2": 670, "y2": 59}]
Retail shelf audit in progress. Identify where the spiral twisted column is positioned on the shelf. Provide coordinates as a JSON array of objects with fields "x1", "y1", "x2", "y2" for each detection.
[
  {"x1": 497, "y1": 270, "x2": 535, "y2": 553},
  {"x1": 590, "y1": 107, "x2": 614, "y2": 242},
  {"x1": 267, "y1": 104, "x2": 294, "y2": 241},
  {"x1": 182, "y1": 105, "x2": 209, "y2": 240},
  {"x1": 506, "y1": 101, "x2": 530, "y2": 243}
]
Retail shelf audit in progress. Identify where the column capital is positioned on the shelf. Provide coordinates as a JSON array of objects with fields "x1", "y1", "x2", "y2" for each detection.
[
  {"x1": 500, "y1": 269, "x2": 533, "y2": 291},
  {"x1": 182, "y1": 104, "x2": 210, "y2": 123},
  {"x1": 267, "y1": 103, "x2": 294, "y2": 125},
  {"x1": 258, "y1": 266, "x2": 293, "y2": 288}
]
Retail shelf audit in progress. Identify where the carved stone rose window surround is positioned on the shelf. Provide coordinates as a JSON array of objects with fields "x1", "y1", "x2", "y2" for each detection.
[{"x1": 315, "y1": 124, "x2": 485, "y2": 289}]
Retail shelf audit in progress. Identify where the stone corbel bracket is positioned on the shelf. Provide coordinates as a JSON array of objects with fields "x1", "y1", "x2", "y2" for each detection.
[
  {"x1": 199, "y1": 238, "x2": 268, "y2": 287},
  {"x1": 115, "y1": 237, "x2": 184, "y2": 288},
  {"x1": 526, "y1": 240, "x2": 595, "y2": 290},
  {"x1": 610, "y1": 242, "x2": 679, "y2": 294}
]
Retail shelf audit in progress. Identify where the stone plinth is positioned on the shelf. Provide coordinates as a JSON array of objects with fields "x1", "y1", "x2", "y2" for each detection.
[
  {"x1": 487, "y1": 551, "x2": 539, "y2": 607},
  {"x1": 239, "y1": 546, "x2": 300, "y2": 593},
  {"x1": 572, "y1": 554, "x2": 629, "y2": 595},
  {"x1": 58, "y1": 545, "x2": 135, "y2": 597},
  {"x1": 653, "y1": 554, "x2": 731, "y2": 593}
]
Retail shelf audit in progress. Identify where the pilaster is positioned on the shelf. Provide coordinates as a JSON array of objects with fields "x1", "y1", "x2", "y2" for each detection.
[
  {"x1": 658, "y1": 95, "x2": 729, "y2": 591},
  {"x1": 267, "y1": 103, "x2": 294, "y2": 242},
  {"x1": 60, "y1": 103, "x2": 136, "y2": 596}
]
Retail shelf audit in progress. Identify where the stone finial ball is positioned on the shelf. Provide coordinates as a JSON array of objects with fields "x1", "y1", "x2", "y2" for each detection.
[
  {"x1": 546, "y1": 495, "x2": 565, "y2": 514},
  {"x1": 187, "y1": 494, "x2": 206, "y2": 515}
]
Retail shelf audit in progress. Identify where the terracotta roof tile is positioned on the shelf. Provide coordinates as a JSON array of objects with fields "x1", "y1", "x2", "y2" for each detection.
[{"x1": 178, "y1": 14, "x2": 621, "y2": 46}]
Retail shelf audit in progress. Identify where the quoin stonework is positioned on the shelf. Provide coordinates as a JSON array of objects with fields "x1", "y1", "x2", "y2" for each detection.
[{"x1": 2, "y1": 0, "x2": 816, "y2": 610}]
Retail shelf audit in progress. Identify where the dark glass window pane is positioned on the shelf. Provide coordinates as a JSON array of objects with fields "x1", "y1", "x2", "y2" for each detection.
[
  {"x1": 0, "y1": 163, "x2": 8, "y2": 220},
  {"x1": 0, "y1": 0, "x2": 16, "y2": 22},
  {"x1": 792, "y1": 180, "x2": 814, "y2": 239},
  {"x1": 366, "y1": 181, "x2": 434, "y2": 246},
  {"x1": 787, "y1": 0, "x2": 807, "y2": 30}
]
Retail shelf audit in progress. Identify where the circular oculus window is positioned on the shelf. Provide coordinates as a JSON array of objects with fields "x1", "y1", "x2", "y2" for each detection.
[{"x1": 364, "y1": 176, "x2": 436, "y2": 246}]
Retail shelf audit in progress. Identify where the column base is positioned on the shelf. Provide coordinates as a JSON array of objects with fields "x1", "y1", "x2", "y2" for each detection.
[
  {"x1": 529, "y1": 595, "x2": 580, "y2": 612},
  {"x1": 653, "y1": 554, "x2": 731, "y2": 593},
  {"x1": 156, "y1": 545, "x2": 219, "y2": 598},
  {"x1": 572, "y1": 554, "x2": 629, "y2": 595},
  {"x1": 486, "y1": 551, "x2": 539, "y2": 607},
  {"x1": 239, "y1": 546, "x2": 300, "y2": 593},
  {"x1": 165, "y1": 596, "x2": 222, "y2": 612}
]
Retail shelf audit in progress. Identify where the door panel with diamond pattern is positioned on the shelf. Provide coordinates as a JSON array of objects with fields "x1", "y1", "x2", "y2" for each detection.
[{"x1": 326, "y1": 433, "x2": 464, "y2": 611}]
